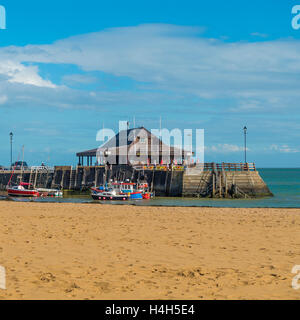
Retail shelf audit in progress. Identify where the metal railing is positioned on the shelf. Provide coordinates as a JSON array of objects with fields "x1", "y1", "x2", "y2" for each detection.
[
  {"x1": 134, "y1": 162, "x2": 256, "y2": 172},
  {"x1": 201, "y1": 162, "x2": 256, "y2": 171},
  {"x1": 0, "y1": 166, "x2": 55, "y2": 173}
]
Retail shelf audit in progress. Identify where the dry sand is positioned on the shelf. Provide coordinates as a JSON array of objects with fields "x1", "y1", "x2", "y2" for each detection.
[{"x1": 0, "y1": 201, "x2": 300, "y2": 300}]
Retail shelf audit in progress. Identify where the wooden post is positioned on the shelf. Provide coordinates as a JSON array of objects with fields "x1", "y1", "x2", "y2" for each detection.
[
  {"x1": 29, "y1": 168, "x2": 33, "y2": 186},
  {"x1": 165, "y1": 170, "x2": 169, "y2": 196},
  {"x1": 61, "y1": 169, "x2": 65, "y2": 189},
  {"x1": 225, "y1": 172, "x2": 227, "y2": 197},
  {"x1": 169, "y1": 169, "x2": 173, "y2": 196},
  {"x1": 34, "y1": 169, "x2": 38, "y2": 189},
  {"x1": 151, "y1": 168, "x2": 155, "y2": 192},
  {"x1": 219, "y1": 172, "x2": 222, "y2": 197},
  {"x1": 212, "y1": 174, "x2": 215, "y2": 197}
]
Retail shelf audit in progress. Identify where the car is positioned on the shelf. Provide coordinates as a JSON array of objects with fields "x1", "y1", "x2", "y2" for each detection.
[
  {"x1": 12, "y1": 161, "x2": 29, "y2": 170},
  {"x1": 0, "y1": 165, "x2": 5, "y2": 170}
]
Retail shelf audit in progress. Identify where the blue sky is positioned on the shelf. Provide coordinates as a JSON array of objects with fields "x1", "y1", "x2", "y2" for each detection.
[{"x1": 0, "y1": 0, "x2": 300, "y2": 167}]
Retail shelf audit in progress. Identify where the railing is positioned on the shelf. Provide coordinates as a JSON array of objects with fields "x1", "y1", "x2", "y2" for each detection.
[
  {"x1": 134, "y1": 163, "x2": 256, "y2": 172},
  {"x1": 76, "y1": 165, "x2": 105, "y2": 169},
  {"x1": 134, "y1": 164, "x2": 184, "y2": 171},
  {"x1": 201, "y1": 162, "x2": 256, "y2": 171},
  {"x1": 0, "y1": 166, "x2": 55, "y2": 173},
  {"x1": 0, "y1": 163, "x2": 256, "y2": 173},
  {"x1": 31, "y1": 166, "x2": 54, "y2": 171}
]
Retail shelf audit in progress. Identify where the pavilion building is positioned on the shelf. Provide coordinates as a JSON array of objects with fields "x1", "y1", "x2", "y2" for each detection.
[{"x1": 76, "y1": 127, "x2": 193, "y2": 166}]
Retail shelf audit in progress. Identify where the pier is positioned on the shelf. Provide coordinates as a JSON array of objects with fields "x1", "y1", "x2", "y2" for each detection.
[{"x1": 0, "y1": 163, "x2": 272, "y2": 198}]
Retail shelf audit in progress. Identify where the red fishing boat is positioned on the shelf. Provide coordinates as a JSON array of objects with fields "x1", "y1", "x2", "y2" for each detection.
[
  {"x1": 7, "y1": 182, "x2": 40, "y2": 197},
  {"x1": 6, "y1": 146, "x2": 40, "y2": 198}
]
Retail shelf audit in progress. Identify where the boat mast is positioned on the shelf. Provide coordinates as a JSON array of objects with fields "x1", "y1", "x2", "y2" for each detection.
[
  {"x1": 20, "y1": 145, "x2": 24, "y2": 183},
  {"x1": 7, "y1": 149, "x2": 21, "y2": 187}
]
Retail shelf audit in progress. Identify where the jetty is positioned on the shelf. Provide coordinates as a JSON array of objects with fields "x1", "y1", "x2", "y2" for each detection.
[
  {"x1": 0, "y1": 162, "x2": 272, "y2": 198},
  {"x1": 0, "y1": 126, "x2": 272, "y2": 198}
]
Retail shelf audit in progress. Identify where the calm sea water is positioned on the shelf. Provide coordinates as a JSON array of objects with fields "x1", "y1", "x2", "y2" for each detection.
[{"x1": 4, "y1": 169, "x2": 300, "y2": 208}]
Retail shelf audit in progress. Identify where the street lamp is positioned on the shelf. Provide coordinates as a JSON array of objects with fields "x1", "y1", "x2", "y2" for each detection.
[
  {"x1": 9, "y1": 132, "x2": 13, "y2": 169},
  {"x1": 243, "y1": 126, "x2": 247, "y2": 163}
]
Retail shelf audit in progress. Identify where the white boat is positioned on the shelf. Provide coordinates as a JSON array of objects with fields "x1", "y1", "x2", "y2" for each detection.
[
  {"x1": 36, "y1": 188, "x2": 63, "y2": 197},
  {"x1": 91, "y1": 188, "x2": 129, "y2": 201},
  {"x1": 7, "y1": 183, "x2": 40, "y2": 197}
]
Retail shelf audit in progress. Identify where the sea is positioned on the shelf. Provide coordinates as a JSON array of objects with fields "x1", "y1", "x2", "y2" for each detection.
[{"x1": 2, "y1": 168, "x2": 300, "y2": 208}]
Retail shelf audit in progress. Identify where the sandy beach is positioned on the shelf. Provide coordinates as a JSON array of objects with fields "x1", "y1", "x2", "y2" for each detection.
[{"x1": 0, "y1": 201, "x2": 300, "y2": 300}]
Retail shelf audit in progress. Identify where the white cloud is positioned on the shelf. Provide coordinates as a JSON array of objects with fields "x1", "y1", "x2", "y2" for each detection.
[
  {"x1": 1, "y1": 24, "x2": 300, "y2": 114},
  {"x1": 205, "y1": 144, "x2": 247, "y2": 153},
  {"x1": 0, "y1": 60, "x2": 56, "y2": 88},
  {"x1": 0, "y1": 94, "x2": 7, "y2": 104},
  {"x1": 24, "y1": 127, "x2": 60, "y2": 136},
  {"x1": 269, "y1": 144, "x2": 299, "y2": 153}
]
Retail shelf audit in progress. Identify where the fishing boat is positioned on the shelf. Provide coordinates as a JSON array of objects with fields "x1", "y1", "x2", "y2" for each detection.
[
  {"x1": 112, "y1": 182, "x2": 143, "y2": 200},
  {"x1": 6, "y1": 146, "x2": 61, "y2": 198},
  {"x1": 91, "y1": 180, "x2": 153, "y2": 201},
  {"x1": 6, "y1": 146, "x2": 40, "y2": 197},
  {"x1": 136, "y1": 182, "x2": 154, "y2": 199},
  {"x1": 116, "y1": 182, "x2": 154, "y2": 199},
  {"x1": 36, "y1": 188, "x2": 63, "y2": 197},
  {"x1": 91, "y1": 187, "x2": 129, "y2": 201},
  {"x1": 7, "y1": 182, "x2": 40, "y2": 197}
]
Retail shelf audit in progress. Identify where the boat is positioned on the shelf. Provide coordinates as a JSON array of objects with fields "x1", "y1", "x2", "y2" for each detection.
[
  {"x1": 136, "y1": 182, "x2": 154, "y2": 199},
  {"x1": 112, "y1": 182, "x2": 143, "y2": 200},
  {"x1": 6, "y1": 146, "x2": 62, "y2": 198},
  {"x1": 7, "y1": 182, "x2": 40, "y2": 197},
  {"x1": 36, "y1": 188, "x2": 63, "y2": 197},
  {"x1": 91, "y1": 180, "x2": 154, "y2": 201},
  {"x1": 91, "y1": 188, "x2": 129, "y2": 201}
]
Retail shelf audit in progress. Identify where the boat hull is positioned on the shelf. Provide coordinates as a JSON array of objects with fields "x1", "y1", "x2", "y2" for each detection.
[
  {"x1": 142, "y1": 192, "x2": 153, "y2": 200},
  {"x1": 129, "y1": 192, "x2": 143, "y2": 200},
  {"x1": 7, "y1": 189, "x2": 40, "y2": 197},
  {"x1": 91, "y1": 194, "x2": 129, "y2": 201}
]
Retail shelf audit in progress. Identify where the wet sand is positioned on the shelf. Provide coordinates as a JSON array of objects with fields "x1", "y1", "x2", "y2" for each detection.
[{"x1": 0, "y1": 201, "x2": 300, "y2": 300}]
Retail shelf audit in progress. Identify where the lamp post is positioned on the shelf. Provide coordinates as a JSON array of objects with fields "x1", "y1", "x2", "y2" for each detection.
[
  {"x1": 243, "y1": 126, "x2": 247, "y2": 164},
  {"x1": 9, "y1": 132, "x2": 13, "y2": 169}
]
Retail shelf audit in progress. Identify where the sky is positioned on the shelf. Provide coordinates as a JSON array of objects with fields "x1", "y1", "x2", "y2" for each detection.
[{"x1": 0, "y1": 0, "x2": 300, "y2": 167}]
